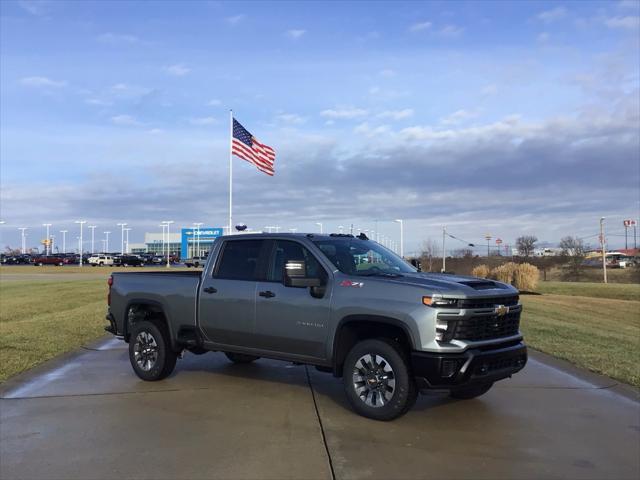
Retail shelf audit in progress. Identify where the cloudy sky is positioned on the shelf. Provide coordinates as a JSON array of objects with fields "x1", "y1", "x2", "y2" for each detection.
[{"x1": 1, "y1": 0, "x2": 639, "y2": 254}]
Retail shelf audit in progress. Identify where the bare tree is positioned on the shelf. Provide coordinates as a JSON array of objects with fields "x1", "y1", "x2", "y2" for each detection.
[
  {"x1": 559, "y1": 236, "x2": 587, "y2": 281},
  {"x1": 420, "y1": 239, "x2": 439, "y2": 272},
  {"x1": 516, "y1": 235, "x2": 538, "y2": 257}
]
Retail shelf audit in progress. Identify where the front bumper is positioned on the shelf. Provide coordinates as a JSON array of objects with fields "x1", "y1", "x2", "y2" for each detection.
[{"x1": 411, "y1": 341, "x2": 527, "y2": 390}]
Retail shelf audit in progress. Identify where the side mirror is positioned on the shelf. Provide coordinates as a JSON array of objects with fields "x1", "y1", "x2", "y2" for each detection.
[
  {"x1": 284, "y1": 259, "x2": 322, "y2": 288},
  {"x1": 410, "y1": 258, "x2": 422, "y2": 272}
]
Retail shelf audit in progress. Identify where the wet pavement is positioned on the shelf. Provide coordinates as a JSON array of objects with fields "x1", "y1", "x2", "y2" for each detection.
[{"x1": 1, "y1": 338, "x2": 638, "y2": 480}]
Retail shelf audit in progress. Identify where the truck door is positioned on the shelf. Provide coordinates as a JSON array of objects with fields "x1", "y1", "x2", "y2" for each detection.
[
  {"x1": 254, "y1": 239, "x2": 331, "y2": 359},
  {"x1": 198, "y1": 239, "x2": 268, "y2": 348}
]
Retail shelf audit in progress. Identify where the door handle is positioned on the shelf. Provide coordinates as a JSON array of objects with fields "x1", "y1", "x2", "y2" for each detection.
[
  {"x1": 258, "y1": 290, "x2": 276, "y2": 298},
  {"x1": 203, "y1": 287, "x2": 217, "y2": 294}
]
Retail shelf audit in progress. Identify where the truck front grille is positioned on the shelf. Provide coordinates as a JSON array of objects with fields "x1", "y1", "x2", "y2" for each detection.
[{"x1": 453, "y1": 311, "x2": 520, "y2": 341}]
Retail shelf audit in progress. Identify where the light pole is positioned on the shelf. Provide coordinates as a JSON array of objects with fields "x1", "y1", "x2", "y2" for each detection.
[
  {"x1": 19, "y1": 227, "x2": 28, "y2": 254},
  {"x1": 159, "y1": 224, "x2": 167, "y2": 259},
  {"x1": 42, "y1": 224, "x2": 51, "y2": 256},
  {"x1": 162, "y1": 221, "x2": 174, "y2": 268},
  {"x1": 315, "y1": 222, "x2": 323, "y2": 234},
  {"x1": 117, "y1": 223, "x2": 127, "y2": 255},
  {"x1": 60, "y1": 230, "x2": 68, "y2": 254},
  {"x1": 600, "y1": 217, "x2": 607, "y2": 284},
  {"x1": 75, "y1": 220, "x2": 86, "y2": 266},
  {"x1": 442, "y1": 226, "x2": 447, "y2": 272},
  {"x1": 124, "y1": 228, "x2": 131, "y2": 254},
  {"x1": 88, "y1": 225, "x2": 97, "y2": 254},
  {"x1": 485, "y1": 233, "x2": 492, "y2": 258},
  {"x1": 50, "y1": 235, "x2": 55, "y2": 254},
  {"x1": 395, "y1": 219, "x2": 404, "y2": 258},
  {"x1": 104, "y1": 231, "x2": 111, "y2": 253},
  {"x1": 193, "y1": 222, "x2": 203, "y2": 258}
]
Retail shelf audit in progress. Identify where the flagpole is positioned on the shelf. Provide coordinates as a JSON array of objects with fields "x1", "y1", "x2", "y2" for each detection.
[{"x1": 229, "y1": 109, "x2": 233, "y2": 235}]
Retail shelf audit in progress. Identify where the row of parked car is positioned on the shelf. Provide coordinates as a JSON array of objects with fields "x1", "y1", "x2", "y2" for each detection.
[{"x1": 1, "y1": 253, "x2": 180, "y2": 267}]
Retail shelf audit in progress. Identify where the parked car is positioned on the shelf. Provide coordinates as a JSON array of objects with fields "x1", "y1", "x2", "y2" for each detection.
[
  {"x1": 184, "y1": 256, "x2": 207, "y2": 268},
  {"x1": 2, "y1": 254, "x2": 32, "y2": 265},
  {"x1": 114, "y1": 255, "x2": 145, "y2": 267},
  {"x1": 106, "y1": 233, "x2": 527, "y2": 420},
  {"x1": 88, "y1": 255, "x2": 115, "y2": 266},
  {"x1": 32, "y1": 255, "x2": 67, "y2": 266}
]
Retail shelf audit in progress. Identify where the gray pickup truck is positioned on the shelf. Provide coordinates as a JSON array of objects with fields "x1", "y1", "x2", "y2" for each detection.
[{"x1": 106, "y1": 233, "x2": 526, "y2": 420}]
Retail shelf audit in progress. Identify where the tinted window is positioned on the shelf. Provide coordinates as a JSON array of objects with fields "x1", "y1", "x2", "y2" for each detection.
[
  {"x1": 215, "y1": 240, "x2": 264, "y2": 280},
  {"x1": 269, "y1": 240, "x2": 326, "y2": 283}
]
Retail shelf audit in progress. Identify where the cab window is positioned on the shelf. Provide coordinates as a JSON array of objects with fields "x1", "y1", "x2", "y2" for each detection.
[
  {"x1": 268, "y1": 240, "x2": 326, "y2": 283},
  {"x1": 214, "y1": 240, "x2": 265, "y2": 280}
]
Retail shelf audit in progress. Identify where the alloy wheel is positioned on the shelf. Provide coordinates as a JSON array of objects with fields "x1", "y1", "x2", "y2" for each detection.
[
  {"x1": 133, "y1": 331, "x2": 159, "y2": 371},
  {"x1": 352, "y1": 353, "x2": 396, "y2": 407}
]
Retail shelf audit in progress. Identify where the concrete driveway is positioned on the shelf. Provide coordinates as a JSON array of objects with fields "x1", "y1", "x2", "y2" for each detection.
[{"x1": 1, "y1": 338, "x2": 638, "y2": 480}]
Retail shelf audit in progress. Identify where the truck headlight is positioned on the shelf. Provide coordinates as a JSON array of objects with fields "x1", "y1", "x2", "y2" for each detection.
[
  {"x1": 422, "y1": 295, "x2": 458, "y2": 307},
  {"x1": 435, "y1": 319, "x2": 455, "y2": 342}
]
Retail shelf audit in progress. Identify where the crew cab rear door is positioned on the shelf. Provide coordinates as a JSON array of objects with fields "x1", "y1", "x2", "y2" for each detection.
[
  {"x1": 198, "y1": 239, "x2": 269, "y2": 348},
  {"x1": 254, "y1": 239, "x2": 331, "y2": 359}
]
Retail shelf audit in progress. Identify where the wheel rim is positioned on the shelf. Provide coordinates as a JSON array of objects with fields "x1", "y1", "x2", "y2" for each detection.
[
  {"x1": 352, "y1": 353, "x2": 396, "y2": 408},
  {"x1": 133, "y1": 331, "x2": 159, "y2": 371}
]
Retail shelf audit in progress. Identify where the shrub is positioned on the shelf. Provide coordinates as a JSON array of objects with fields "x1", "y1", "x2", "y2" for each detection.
[
  {"x1": 491, "y1": 262, "x2": 518, "y2": 284},
  {"x1": 471, "y1": 264, "x2": 490, "y2": 278},
  {"x1": 513, "y1": 263, "x2": 539, "y2": 291}
]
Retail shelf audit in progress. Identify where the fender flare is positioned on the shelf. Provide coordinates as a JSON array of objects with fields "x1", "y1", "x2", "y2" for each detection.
[{"x1": 123, "y1": 299, "x2": 175, "y2": 347}]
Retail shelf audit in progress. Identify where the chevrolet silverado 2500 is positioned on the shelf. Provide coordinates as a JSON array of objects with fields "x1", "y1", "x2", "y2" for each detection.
[{"x1": 106, "y1": 233, "x2": 527, "y2": 420}]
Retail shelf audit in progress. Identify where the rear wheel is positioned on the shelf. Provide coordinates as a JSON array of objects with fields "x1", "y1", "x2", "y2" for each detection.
[
  {"x1": 450, "y1": 382, "x2": 493, "y2": 400},
  {"x1": 225, "y1": 352, "x2": 259, "y2": 364},
  {"x1": 128, "y1": 320, "x2": 177, "y2": 381},
  {"x1": 343, "y1": 339, "x2": 417, "y2": 421}
]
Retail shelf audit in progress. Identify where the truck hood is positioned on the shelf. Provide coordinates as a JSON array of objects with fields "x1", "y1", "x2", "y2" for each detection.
[{"x1": 358, "y1": 272, "x2": 517, "y2": 297}]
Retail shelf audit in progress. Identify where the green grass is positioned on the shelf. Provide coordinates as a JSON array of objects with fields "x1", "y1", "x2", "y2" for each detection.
[
  {"x1": 521, "y1": 290, "x2": 640, "y2": 387},
  {"x1": 536, "y1": 281, "x2": 640, "y2": 301},
  {"x1": 0, "y1": 279, "x2": 108, "y2": 382}
]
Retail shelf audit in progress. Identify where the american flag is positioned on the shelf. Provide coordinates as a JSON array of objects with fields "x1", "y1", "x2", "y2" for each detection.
[{"x1": 232, "y1": 118, "x2": 275, "y2": 176}]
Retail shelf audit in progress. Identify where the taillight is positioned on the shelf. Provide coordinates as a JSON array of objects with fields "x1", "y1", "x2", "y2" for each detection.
[{"x1": 107, "y1": 276, "x2": 113, "y2": 305}]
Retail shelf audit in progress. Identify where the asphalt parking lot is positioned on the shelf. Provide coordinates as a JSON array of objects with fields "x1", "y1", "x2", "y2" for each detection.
[{"x1": 1, "y1": 338, "x2": 638, "y2": 480}]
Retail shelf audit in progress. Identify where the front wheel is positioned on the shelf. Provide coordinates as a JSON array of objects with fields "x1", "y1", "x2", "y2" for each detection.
[
  {"x1": 128, "y1": 321, "x2": 177, "y2": 381},
  {"x1": 343, "y1": 339, "x2": 417, "y2": 421},
  {"x1": 450, "y1": 382, "x2": 493, "y2": 400}
]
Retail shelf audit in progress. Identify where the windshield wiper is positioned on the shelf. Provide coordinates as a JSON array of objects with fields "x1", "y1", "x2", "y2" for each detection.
[{"x1": 357, "y1": 271, "x2": 404, "y2": 277}]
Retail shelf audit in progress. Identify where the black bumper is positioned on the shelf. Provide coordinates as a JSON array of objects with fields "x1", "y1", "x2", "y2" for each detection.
[
  {"x1": 105, "y1": 313, "x2": 117, "y2": 335},
  {"x1": 411, "y1": 341, "x2": 527, "y2": 390}
]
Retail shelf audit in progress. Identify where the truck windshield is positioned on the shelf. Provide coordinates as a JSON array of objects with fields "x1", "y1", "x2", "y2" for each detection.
[{"x1": 312, "y1": 237, "x2": 417, "y2": 276}]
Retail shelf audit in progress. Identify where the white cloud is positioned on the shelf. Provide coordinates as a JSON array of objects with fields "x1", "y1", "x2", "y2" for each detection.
[
  {"x1": 110, "y1": 83, "x2": 152, "y2": 98},
  {"x1": 354, "y1": 122, "x2": 390, "y2": 137},
  {"x1": 440, "y1": 109, "x2": 479, "y2": 125},
  {"x1": 438, "y1": 25, "x2": 464, "y2": 37},
  {"x1": 20, "y1": 76, "x2": 66, "y2": 88},
  {"x1": 226, "y1": 14, "x2": 245, "y2": 26},
  {"x1": 17, "y1": 0, "x2": 50, "y2": 16},
  {"x1": 85, "y1": 98, "x2": 112, "y2": 107},
  {"x1": 378, "y1": 69, "x2": 396, "y2": 77},
  {"x1": 189, "y1": 117, "x2": 217, "y2": 126},
  {"x1": 111, "y1": 115, "x2": 141, "y2": 126},
  {"x1": 286, "y1": 29, "x2": 306, "y2": 39},
  {"x1": 537, "y1": 6, "x2": 567, "y2": 23},
  {"x1": 537, "y1": 32, "x2": 551, "y2": 43},
  {"x1": 376, "y1": 109, "x2": 414, "y2": 120},
  {"x1": 147, "y1": 129, "x2": 164, "y2": 135},
  {"x1": 409, "y1": 21, "x2": 432, "y2": 32},
  {"x1": 207, "y1": 99, "x2": 222, "y2": 106},
  {"x1": 275, "y1": 113, "x2": 306, "y2": 125},
  {"x1": 481, "y1": 84, "x2": 498, "y2": 96},
  {"x1": 320, "y1": 107, "x2": 368, "y2": 119},
  {"x1": 165, "y1": 64, "x2": 191, "y2": 76},
  {"x1": 604, "y1": 16, "x2": 640, "y2": 29},
  {"x1": 97, "y1": 33, "x2": 139, "y2": 45}
]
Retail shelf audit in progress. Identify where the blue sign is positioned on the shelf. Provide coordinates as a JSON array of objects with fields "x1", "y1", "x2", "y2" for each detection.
[{"x1": 181, "y1": 227, "x2": 223, "y2": 259}]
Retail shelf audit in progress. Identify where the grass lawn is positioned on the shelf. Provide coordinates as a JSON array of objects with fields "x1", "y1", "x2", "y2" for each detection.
[
  {"x1": 521, "y1": 285, "x2": 640, "y2": 387},
  {"x1": 536, "y1": 281, "x2": 640, "y2": 301},
  {"x1": 0, "y1": 279, "x2": 108, "y2": 382}
]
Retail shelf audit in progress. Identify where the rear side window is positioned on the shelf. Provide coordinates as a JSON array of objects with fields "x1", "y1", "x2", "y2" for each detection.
[{"x1": 214, "y1": 240, "x2": 264, "y2": 280}]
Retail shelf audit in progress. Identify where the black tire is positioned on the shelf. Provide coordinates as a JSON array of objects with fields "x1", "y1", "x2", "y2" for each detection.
[
  {"x1": 128, "y1": 320, "x2": 177, "y2": 381},
  {"x1": 225, "y1": 352, "x2": 259, "y2": 364},
  {"x1": 450, "y1": 382, "x2": 493, "y2": 400},
  {"x1": 343, "y1": 339, "x2": 417, "y2": 421}
]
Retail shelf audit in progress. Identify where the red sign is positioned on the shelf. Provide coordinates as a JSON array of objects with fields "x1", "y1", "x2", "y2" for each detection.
[
  {"x1": 495, "y1": 238, "x2": 503, "y2": 245},
  {"x1": 623, "y1": 219, "x2": 637, "y2": 227}
]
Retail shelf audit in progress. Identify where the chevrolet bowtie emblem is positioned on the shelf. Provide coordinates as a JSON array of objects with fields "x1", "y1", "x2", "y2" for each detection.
[{"x1": 494, "y1": 305, "x2": 509, "y2": 316}]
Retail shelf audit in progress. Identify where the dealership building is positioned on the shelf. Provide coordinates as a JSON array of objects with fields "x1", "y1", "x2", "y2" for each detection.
[{"x1": 129, "y1": 227, "x2": 224, "y2": 259}]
